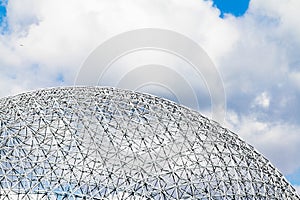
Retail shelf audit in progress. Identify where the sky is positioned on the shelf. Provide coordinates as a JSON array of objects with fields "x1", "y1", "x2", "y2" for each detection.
[
  {"x1": 0, "y1": 0, "x2": 300, "y2": 194},
  {"x1": 0, "y1": 1, "x2": 6, "y2": 31},
  {"x1": 212, "y1": 0, "x2": 250, "y2": 18}
]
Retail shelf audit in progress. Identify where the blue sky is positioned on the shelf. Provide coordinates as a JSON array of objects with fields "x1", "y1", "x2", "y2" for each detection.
[
  {"x1": 212, "y1": 0, "x2": 250, "y2": 17},
  {"x1": 0, "y1": 3, "x2": 6, "y2": 23},
  {"x1": 0, "y1": 0, "x2": 7, "y2": 34},
  {"x1": 0, "y1": 0, "x2": 300, "y2": 194}
]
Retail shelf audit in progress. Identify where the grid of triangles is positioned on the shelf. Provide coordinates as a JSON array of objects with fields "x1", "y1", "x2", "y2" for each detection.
[{"x1": 0, "y1": 87, "x2": 299, "y2": 199}]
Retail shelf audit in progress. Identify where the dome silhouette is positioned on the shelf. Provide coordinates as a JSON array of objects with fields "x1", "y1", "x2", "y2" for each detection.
[{"x1": 0, "y1": 87, "x2": 299, "y2": 199}]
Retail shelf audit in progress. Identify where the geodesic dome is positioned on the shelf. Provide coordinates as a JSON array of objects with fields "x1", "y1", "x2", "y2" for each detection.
[{"x1": 0, "y1": 87, "x2": 299, "y2": 199}]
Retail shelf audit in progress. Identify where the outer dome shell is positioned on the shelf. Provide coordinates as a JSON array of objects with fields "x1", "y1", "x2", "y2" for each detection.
[{"x1": 0, "y1": 87, "x2": 299, "y2": 199}]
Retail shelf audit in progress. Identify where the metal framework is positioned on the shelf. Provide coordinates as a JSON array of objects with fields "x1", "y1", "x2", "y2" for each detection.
[{"x1": 0, "y1": 87, "x2": 299, "y2": 199}]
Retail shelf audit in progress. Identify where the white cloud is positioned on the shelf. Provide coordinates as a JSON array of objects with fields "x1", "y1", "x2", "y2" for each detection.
[
  {"x1": 0, "y1": 0, "x2": 239, "y2": 96},
  {"x1": 252, "y1": 92, "x2": 270, "y2": 109},
  {"x1": 0, "y1": 0, "x2": 300, "y2": 183},
  {"x1": 250, "y1": 0, "x2": 300, "y2": 42},
  {"x1": 226, "y1": 111, "x2": 300, "y2": 175}
]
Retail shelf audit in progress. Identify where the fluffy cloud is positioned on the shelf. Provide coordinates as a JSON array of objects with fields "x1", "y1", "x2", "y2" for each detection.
[
  {"x1": 0, "y1": 0, "x2": 238, "y2": 95},
  {"x1": 0, "y1": 0, "x2": 300, "y2": 185},
  {"x1": 252, "y1": 92, "x2": 271, "y2": 109},
  {"x1": 226, "y1": 111, "x2": 300, "y2": 175}
]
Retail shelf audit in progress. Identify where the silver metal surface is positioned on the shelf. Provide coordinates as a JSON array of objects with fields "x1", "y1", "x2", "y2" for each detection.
[{"x1": 0, "y1": 87, "x2": 299, "y2": 199}]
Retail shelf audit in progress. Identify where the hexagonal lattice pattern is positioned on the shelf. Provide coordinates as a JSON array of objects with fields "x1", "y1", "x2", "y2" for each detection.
[{"x1": 0, "y1": 87, "x2": 299, "y2": 199}]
